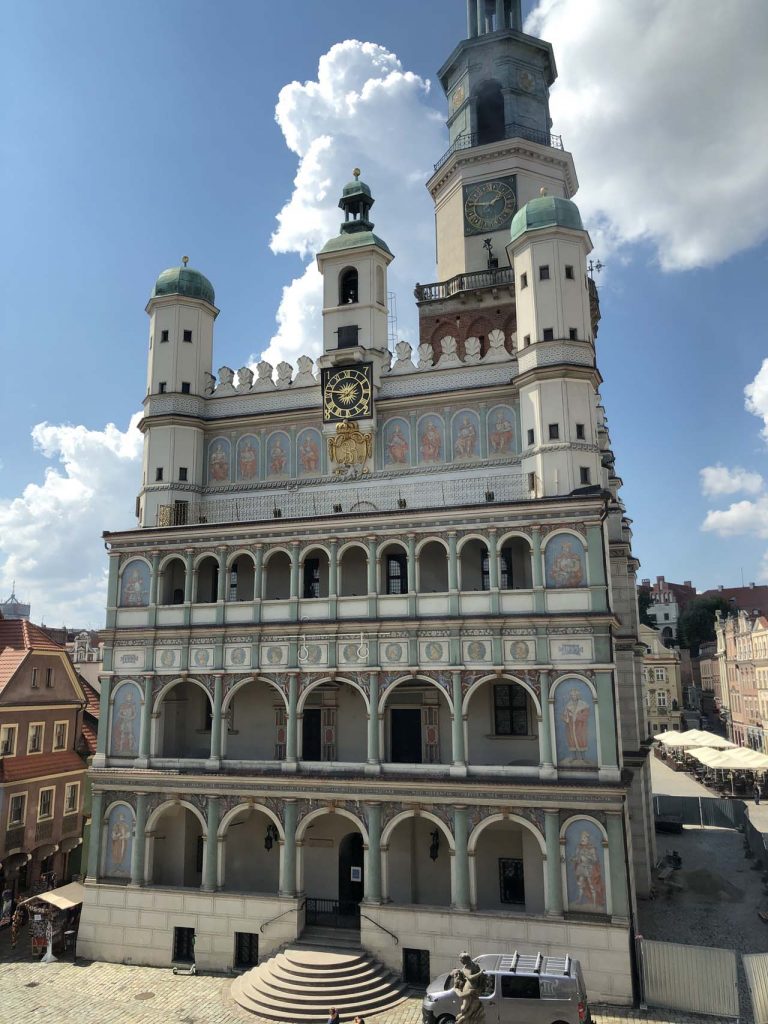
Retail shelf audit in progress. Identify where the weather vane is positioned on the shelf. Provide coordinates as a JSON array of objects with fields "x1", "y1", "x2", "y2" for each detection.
[{"x1": 587, "y1": 259, "x2": 603, "y2": 279}]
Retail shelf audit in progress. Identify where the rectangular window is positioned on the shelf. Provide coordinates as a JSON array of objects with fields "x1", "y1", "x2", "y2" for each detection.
[
  {"x1": 173, "y1": 500, "x2": 188, "y2": 525},
  {"x1": 548, "y1": 423, "x2": 559, "y2": 440},
  {"x1": 539, "y1": 265, "x2": 550, "y2": 280},
  {"x1": 523, "y1": 334, "x2": 531, "y2": 347},
  {"x1": 568, "y1": 327, "x2": 578, "y2": 340},
  {"x1": 657, "y1": 691, "x2": 668, "y2": 709},
  {"x1": 31, "y1": 668, "x2": 38, "y2": 689},
  {"x1": 160, "y1": 329, "x2": 169, "y2": 343},
  {"x1": 179, "y1": 467, "x2": 188, "y2": 482},
  {"x1": 9, "y1": 793, "x2": 26, "y2": 826},
  {"x1": 64, "y1": 782, "x2": 79, "y2": 814},
  {"x1": 526, "y1": 428, "x2": 534, "y2": 445},
  {"x1": 158, "y1": 382, "x2": 167, "y2": 394},
  {"x1": 655, "y1": 668, "x2": 666, "y2": 681},
  {"x1": 520, "y1": 272, "x2": 528, "y2": 289},
  {"x1": 28, "y1": 723, "x2": 44, "y2": 754},
  {"x1": 0, "y1": 724, "x2": 17, "y2": 755},
  {"x1": 337, "y1": 324, "x2": 360, "y2": 349},
  {"x1": 234, "y1": 932, "x2": 259, "y2": 970},
  {"x1": 481, "y1": 553, "x2": 491, "y2": 592},
  {"x1": 173, "y1": 926, "x2": 195, "y2": 964},
  {"x1": 499, "y1": 857, "x2": 525, "y2": 904},
  {"x1": 501, "y1": 975, "x2": 540, "y2": 1000},
  {"x1": 542, "y1": 327, "x2": 554, "y2": 341},
  {"x1": 53, "y1": 721, "x2": 67, "y2": 751},
  {"x1": 46, "y1": 667, "x2": 53, "y2": 688},
  {"x1": 499, "y1": 549, "x2": 513, "y2": 590},
  {"x1": 155, "y1": 467, "x2": 164, "y2": 481},
  {"x1": 38, "y1": 788, "x2": 54, "y2": 820},
  {"x1": 576, "y1": 423, "x2": 585, "y2": 440},
  {"x1": 386, "y1": 554, "x2": 407, "y2": 595},
  {"x1": 303, "y1": 558, "x2": 321, "y2": 599},
  {"x1": 181, "y1": 381, "x2": 191, "y2": 394},
  {"x1": 565, "y1": 265, "x2": 575, "y2": 280},
  {"x1": 528, "y1": 471, "x2": 536, "y2": 493},
  {"x1": 580, "y1": 467, "x2": 591, "y2": 485},
  {"x1": 493, "y1": 683, "x2": 528, "y2": 736},
  {"x1": 183, "y1": 329, "x2": 192, "y2": 343}
]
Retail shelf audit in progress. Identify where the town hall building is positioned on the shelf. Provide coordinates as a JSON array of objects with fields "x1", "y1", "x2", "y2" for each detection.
[{"x1": 78, "y1": 0, "x2": 652, "y2": 1005}]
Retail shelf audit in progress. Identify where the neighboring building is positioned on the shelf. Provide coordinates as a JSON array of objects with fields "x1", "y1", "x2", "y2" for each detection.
[
  {"x1": 68, "y1": 630, "x2": 104, "y2": 689},
  {"x1": 0, "y1": 617, "x2": 89, "y2": 895},
  {"x1": 639, "y1": 576, "x2": 696, "y2": 647},
  {"x1": 702, "y1": 583, "x2": 768, "y2": 616},
  {"x1": 638, "y1": 625, "x2": 683, "y2": 736},
  {"x1": 697, "y1": 640, "x2": 721, "y2": 722},
  {"x1": 753, "y1": 618, "x2": 768, "y2": 752},
  {"x1": 0, "y1": 584, "x2": 30, "y2": 622},
  {"x1": 715, "y1": 611, "x2": 764, "y2": 750},
  {"x1": 78, "y1": 2, "x2": 651, "y2": 1004}
]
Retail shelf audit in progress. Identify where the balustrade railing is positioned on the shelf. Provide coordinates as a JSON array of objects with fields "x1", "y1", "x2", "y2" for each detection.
[
  {"x1": 434, "y1": 122, "x2": 564, "y2": 172},
  {"x1": 414, "y1": 265, "x2": 513, "y2": 303}
]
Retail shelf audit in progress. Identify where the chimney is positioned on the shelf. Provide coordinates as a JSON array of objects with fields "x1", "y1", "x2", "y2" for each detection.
[
  {"x1": 684, "y1": 580, "x2": 692, "y2": 588},
  {"x1": 641, "y1": 579, "x2": 650, "y2": 588}
]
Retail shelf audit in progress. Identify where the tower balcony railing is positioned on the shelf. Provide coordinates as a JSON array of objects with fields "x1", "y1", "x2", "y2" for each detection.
[
  {"x1": 434, "y1": 122, "x2": 564, "y2": 172},
  {"x1": 414, "y1": 265, "x2": 514, "y2": 303}
]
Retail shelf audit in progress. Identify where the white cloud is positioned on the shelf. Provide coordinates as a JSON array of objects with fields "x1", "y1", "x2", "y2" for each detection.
[
  {"x1": 527, "y1": 0, "x2": 768, "y2": 270},
  {"x1": 700, "y1": 464, "x2": 764, "y2": 498},
  {"x1": 745, "y1": 358, "x2": 768, "y2": 442},
  {"x1": 0, "y1": 415, "x2": 142, "y2": 628},
  {"x1": 256, "y1": 39, "x2": 445, "y2": 368},
  {"x1": 702, "y1": 498, "x2": 768, "y2": 539}
]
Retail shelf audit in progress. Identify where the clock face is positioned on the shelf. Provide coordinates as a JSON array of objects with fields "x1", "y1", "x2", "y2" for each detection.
[
  {"x1": 322, "y1": 363, "x2": 373, "y2": 422},
  {"x1": 463, "y1": 177, "x2": 517, "y2": 236}
]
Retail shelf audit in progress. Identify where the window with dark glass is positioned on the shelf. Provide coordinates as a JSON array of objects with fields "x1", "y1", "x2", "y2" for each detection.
[
  {"x1": 576, "y1": 423, "x2": 585, "y2": 439},
  {"x1": 303, "y1": 558, "x2": 321, "y2": 599},
  {"x1": 520, "y1": 273, "x2": 528, "y2": 289},
  {"x1": 481, "y1": 553, "x2": 491, "y2": 591},
  {"x1": 501, "y1": 974, "x2": 539, "y2": 999},
  {"x1": 9, "y1": 794, "x2": 25, "y2": 824},
  {"x1": 158, "y1": 382, "x2": 167, "y2": 394},
  {"x1": 46, "y1": 668, "x2": 53, "y2": 687},
  {"x1": 173, "y1": 926, "x2": 195, "y2": 964},
  {"x1": 539, "y1": 265, "x2": 550, "y2": 280},
  {"x1": 523, "y1": 334, "x2": 531, "y2": 346},
  {"x1": 386, "y1": 554, "x2": 407, "y2": 595},
  {"x1": 160, "y1": 329, "x2": 169, "y2": 343},
  {"x1": 499, "y1": 857, "x2": 525, "y2": 905},
  {"x1": 38, "y1": 788, "x2": 53, "y2": 819},
  {"x1": 500, "y1": 549, "x2": 513, "y2": 589},
  {"x1": 542, "y1": 328, "x2": 554, "y2": 341},
  {"x1": 337, "y1": 324, "x2": 360, "y2": 349},
  {"x1": 548, "y1": 423, "x2": 559, "y2": 440},
  {"x1": 493, "y1": 683, "x2": 528, "y2": 735},
  {"x1": 181, "y1": 381, "x2": 191, "y2": 394},
  {"x1": 155, "y1": 467, "x2": 163, "y2": 481},
  {"x1": 580, "y1": 466, "x2": 591, "y2": 485},
  {"x1": 568, "y1": 328, "x2": 578, "y2": 340},
  {"x1": 565, "y1": 265, "x2": 575, "y2": 280},
  {"x1": 179, "y1": 467, "x2": 188, "y2": 482},
  {"x1": 526, "y1": 428, "x2": 534, "y2": 445},
  {"x1": 183, "y1": 329, "x2": 192, "y2": 342}
]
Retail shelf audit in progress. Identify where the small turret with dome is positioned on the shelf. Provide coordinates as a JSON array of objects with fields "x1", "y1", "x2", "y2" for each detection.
[
  {"x1": 152, "y1": 256, "x2": 216, "y2": 307},
  {"x1": 508, "y1": 190, "x2": 584, "y2": 245},
  {"x1": 319, "y1": 170, "x2": 392, "y2": 256}
]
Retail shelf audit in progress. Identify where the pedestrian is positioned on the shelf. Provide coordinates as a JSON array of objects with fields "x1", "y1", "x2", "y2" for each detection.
[
  {"x1": 328, "y1": 1007, "x2": 340, "y2": 1024},
  {"x1": 353, "y1": 1015, "x2": 365, "y2": 1024},
  {"x1": 755, "y1": 783, "x2": 762, "y2": 806}
]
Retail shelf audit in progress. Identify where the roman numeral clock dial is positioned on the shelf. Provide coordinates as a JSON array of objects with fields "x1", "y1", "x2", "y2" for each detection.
[
  {"x1": 463, "y1": 176, "x2": 517, "y2": 235},
  {"x1": 322, "y1": 364, "x2": 373, "y2": 423}
]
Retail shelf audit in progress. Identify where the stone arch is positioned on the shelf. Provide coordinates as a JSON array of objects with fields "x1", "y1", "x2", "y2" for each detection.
[
  {"x1": 381, "y1": 809, "x2": 455, "y2": 850},
  {"x1": 465, "y1": 314, "x2": 494, "y2": 357},
  {"x1": 263, "y1": 545, "x2": 294, "y2": 565},
  {"x1": 456, "y1": 532, "x2": 489, "y2": 554},
  {"x1": 218, "y1": 801, "x2": 284, "y2": 841},
  {"x1": 462, "y1": 671, "x2": 541, "y2": 717},
  {"x1": 101, "y1": 800, "x2": 136, "y2": 879},
  {"x1": 550, "y1": 673, "x2": 597, "y2": 701},
  {"x1": 193, "y1": 550, "x2": 219, "y2": 570},
  {"x1": 339, "y1": 265, "x2": 359, "y2": 305},
  {"x1": 226, "y1": 548, "x2": 256, "y2": 571},
  {"x1": 415, "y1": 535, "x2": 449, "y2": 556},
  {"x1": 153, "y1": 675, "x2": 212, "y2": 716},
  {"x1": 296, "y1": 804, "x2": 369, "y2": 846},
  {"x1": 468, "y1": 812, "x2": 546, "y2": 855},
  {"x1": 379, "y1": 673, "x2": 454, "y2": 715},
  {"x1": 541, "y1": 528, "x2": 588, "y2": 552},
  {"x1": 469, "y1": 811, "x2": 548, "y2": 913},
  {"x1": 222, "y1": 674, "x2": 288, "y2": 714},
  {"x1": 297, "y1": 674, "x2": 370, "y2": 714},
  {"x1": 157, "y1": 552, "x2": 184, "y2": 573},
  {"x1": 146, "y1": 798, "x2": 207, "y2": 835}
]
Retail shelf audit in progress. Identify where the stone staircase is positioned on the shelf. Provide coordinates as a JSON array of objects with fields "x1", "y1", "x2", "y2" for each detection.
[{"x1": 230, "y1": 937, "x2": 410, "y2": 1023}]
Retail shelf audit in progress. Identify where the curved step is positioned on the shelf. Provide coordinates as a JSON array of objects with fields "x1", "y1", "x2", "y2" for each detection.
[{"x1": 258, "y1": 964, "x2": 397, "y2": 997}]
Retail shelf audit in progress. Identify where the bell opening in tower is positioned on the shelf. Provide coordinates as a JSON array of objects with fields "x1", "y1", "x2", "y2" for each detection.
[
  {"x1": 476, "y1": 80, "x2": 505, "y2": 145},
  {"x1": 339, "y1": 267, "x2": 358, "y2": 305}
]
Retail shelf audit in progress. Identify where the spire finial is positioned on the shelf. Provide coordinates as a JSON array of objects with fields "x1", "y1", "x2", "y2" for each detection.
[
  {"x1": 353, "y1": 167, "x2": 361, "y2": 180},
  {"x1": 181, "y1": 255, "x2": 189, "y2": 267}
]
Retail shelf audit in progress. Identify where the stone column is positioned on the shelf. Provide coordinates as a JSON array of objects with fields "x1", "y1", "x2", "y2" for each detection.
[
  {"x1": 93, "y1": 675, "x2": 112, "y2": 766},
  {"x1": 586, "y1": 524, "x2": 608, "y2": 612},
  {"x1": 138, "y1": 674, "x2": 154, "y2": 764},
  {"x1": 208, "y1": 674, "x2": 223, "y2": 767},
  {"x1": 364, "y1": 803, "x2": 382, "y2": 903},
  {"x1": 290, "y1": 541, "x2": 300, "y2": 622},
  {"x1": 495, "y1": 0, "x2": 505, "y2": 29},
  {"x1": 105, "y1": 552, "x2": 120, "y2": 628},
  {"x1": 367, "y1": 671, "x2": 380, "y2": 766},
  {"x1": 606, "y1": 812, "x2": 629, "y2": 919},
  {"x1": 487, "y1": 529, "x2": 500, "y2": 614},
  {"x1": 407, "y1": 534, "x2": 417, "y2": 617},
  {"x1": 595, "y1": 671, "x2": 619, "y2": 771},
  {"x1": 544, "y1": 809, "x2": 563, "y2": 916},
  {"x1": 148, "y1": 550, "x2": 161, "y2": 626},
  {"x1": 280, "y1": 799, "x2": 297, "y2": 896},
  {"x1": 531, "y1": 527, "x2": 545, "y2": 612},
  {"x1": 328, "y1": 538, "x2": 338, "y2": 617},
  {"x1": 448, "y1": 531, "x2": 459, "y2": 616},
  {"x1": 476, "y1": 0, "x2": 485, "y2": 35},
  {"x1": 452, "y1": 806, "x2": 470, "y2": 911},
  {"x1": 130, "y1": 793, "x2": 148, "y2": 886},
  {"x1": 183, "y1": 548, "x2": 195, "y2": 627},
  {"x1": 253, "y1": 543, "x2": 264, "y2": 615},
  {"x1": 202, "y1": 797, "x2": 220, "y2": 891},
  {"x1": 367, "y1": 536, "x2": 378, "y2": 618},
  {"x1": 451, "y1": 671, "x2": 466, "y2": 767},
  {"x1": 87, "y1": 790, "x2": 104, "y2": 880},
  {"x1": 539, "y1": 671, "x2": 556, "y2": 778},
  {"x1": 215, "y1": 545, "x2": 227, "y2": 625},
  {"x1": 467, "y1": 0, "x2": 477, "y2": 36},
  {"x1": 285, "y1": 673, "x2": 299, "y2": 770}
]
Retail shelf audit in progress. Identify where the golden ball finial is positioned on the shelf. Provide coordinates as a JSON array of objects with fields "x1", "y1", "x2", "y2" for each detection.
[
  {"x1": 181, "y1": 255, "x2": 189, "y2": 267},
  {"x1": 539, "y1": 187, "x2": 548, "y2": 197},
  {"x1": 353, "y1": 167, "x2": 361, "y2": 180}
]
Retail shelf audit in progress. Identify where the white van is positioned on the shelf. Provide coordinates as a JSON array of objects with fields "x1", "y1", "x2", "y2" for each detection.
[{"x1": 421, "y1": 952, "x2": 592, "y2": 1024}]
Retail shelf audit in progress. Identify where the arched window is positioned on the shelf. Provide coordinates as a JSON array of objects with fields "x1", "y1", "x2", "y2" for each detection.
[
  {"x1": 476, "y1": 81, "x2": 505, "y2": 145},
  {"x1": 339, "y1": 267, "x2": 358, "y2": 305}
]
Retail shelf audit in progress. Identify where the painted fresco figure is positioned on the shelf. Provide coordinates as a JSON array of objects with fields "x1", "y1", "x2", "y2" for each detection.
[
  {"x1": 454, "y1": 416, "x2": 477, "y2": 458},
  {"x1": 489, "y1": 411, "x2": 514, "y2": 453},
  {"x1": 238, "y1": 439, "x2": 258, "y2": 479},
  {"x1": 562, "y1": 687, "x2": 591, "y2": 761},
  {"x1": 110, "y1": 812, "x2": 131, "y2": 874},
  {"x1": 570, "y1": 830, "x2": 605, "y2": 907},
  {"x1": 386, "y1": 424, "x2": 409, "y2": 464},
  {"x1": 209, "y1": 442, "x2": 229, "y2": 482},
  {"x1": 122, "y1": 568, "x2": 147, "y2": 607},
  {"x1": 549, "y1": 539, "x2": 584, "y2": 587},
  {"x1": 270, "y1": 439, "x2": 287, "y2": 474},
  {"x1": 299, "y1": 434, "x2": 320, "y2": 473},
  {"x1": 112, "y1": 688, "x2": 139, "y2": 755},
  {"x1": 420, "y1": 419, "x2": 442, "y2": 462}
]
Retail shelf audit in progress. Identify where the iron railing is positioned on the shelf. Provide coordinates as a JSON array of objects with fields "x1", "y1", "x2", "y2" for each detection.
[
  {"x1": 360, "y1": 912, "x2": 399, "y2": 945},
  {"x1": 35, "y1": 819, "x2": 54, "y2": 842},
  {"x1": 435, "y1": 122, "x2": 564, "y2": 172},
  {"x1": 260, "y1": 898, "x2": 305, "y2": 933},
  {"x1": 414, "y1": 265, "x2": 513, "y2": 303},
  {"x1": 305, "y1": 897, "x2": 360, "y2": 930}
]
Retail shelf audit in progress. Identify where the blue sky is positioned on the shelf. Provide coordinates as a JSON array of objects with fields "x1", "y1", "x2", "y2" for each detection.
[{"x1": 2, "y1": 0, "x2": 768, "y2": 626}]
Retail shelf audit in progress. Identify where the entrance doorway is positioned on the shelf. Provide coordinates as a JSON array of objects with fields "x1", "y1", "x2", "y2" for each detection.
[
  {"x1": 391, "y1": 708, "x2": 422, "y2": 763},
  {"x1": 302, "y1": 708, "x2": 322, "y2": 760},
  {"x1": 338, "y1": 831, "x2": 363, "y2": 913}
]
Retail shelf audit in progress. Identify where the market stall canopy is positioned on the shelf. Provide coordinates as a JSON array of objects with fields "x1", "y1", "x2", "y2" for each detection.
[
  {"x1": 654, "y1": 729, "x2": 736, "y2": 748},
  {"x1": 687, "y1": 747, "x2": 768, "y2": 771},
  {"x1": 687, "y1": 747, "x2": 733, "y2": 768},
  {"x1": 21, "y1": 882, "x2": 84, "y2": 911}
]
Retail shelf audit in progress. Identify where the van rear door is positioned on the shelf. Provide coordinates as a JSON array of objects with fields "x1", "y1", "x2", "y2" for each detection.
[{"x1": 498, "y1": 974, "x2": 542, "y2": 1024}]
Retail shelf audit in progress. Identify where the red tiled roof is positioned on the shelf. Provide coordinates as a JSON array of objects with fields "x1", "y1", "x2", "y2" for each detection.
[
  {"x1": 700, "y1": 586, "x2": 768, "y2": 612},
  {"x1": 78, "y1": 677, "x2": 100, "y2": 717},
  {"x1": 0, "y1": 619, "x2": 67, "y2": 694},
  {"x1": 81, "y1": 720, "x2": 98, "y2": 754},
  {"x1": 0, "y1": 750, "x2": 86, "y2": 783}
]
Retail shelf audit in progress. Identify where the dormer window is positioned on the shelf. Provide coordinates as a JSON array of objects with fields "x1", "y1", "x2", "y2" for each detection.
[{"x1": 339, "y1": 267, "x2": 358, "y2": 305}]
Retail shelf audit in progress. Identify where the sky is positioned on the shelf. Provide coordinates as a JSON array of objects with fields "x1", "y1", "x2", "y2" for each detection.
[{"x1": 2, "y1": 0, "x2": 768, "y2": 628}]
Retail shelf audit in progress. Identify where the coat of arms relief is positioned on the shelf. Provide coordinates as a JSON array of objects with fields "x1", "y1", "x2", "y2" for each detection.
[{"x1": 328, "y1": 421, "x2": 373, "y2": 478}]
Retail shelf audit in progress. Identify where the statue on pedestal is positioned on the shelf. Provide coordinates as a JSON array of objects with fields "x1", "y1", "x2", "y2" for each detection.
[{"x1": 452, "y1": 952, "x2": 488, "y2": 1024}]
